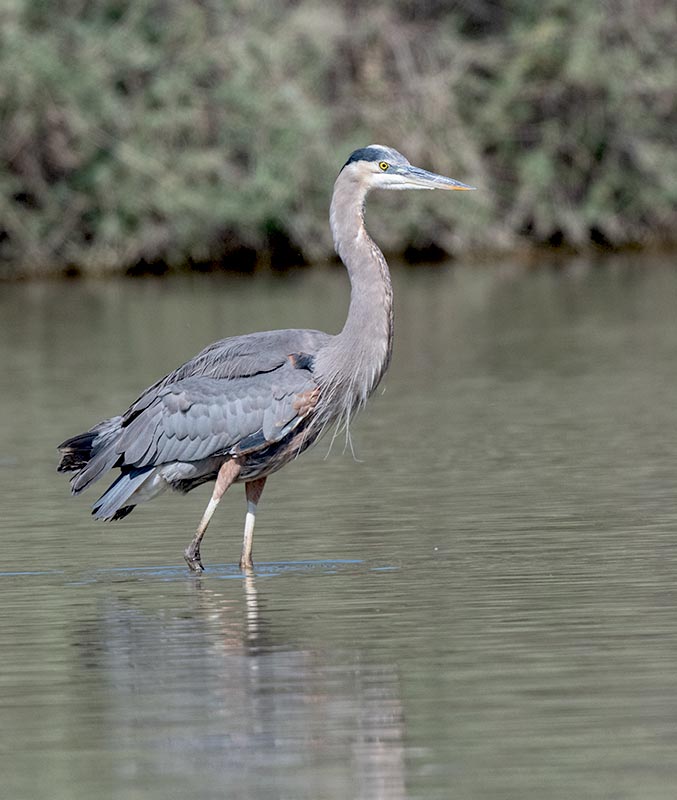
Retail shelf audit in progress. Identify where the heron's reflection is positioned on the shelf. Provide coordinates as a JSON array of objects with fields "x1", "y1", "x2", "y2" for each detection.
[{"x1": 73, "y1": 571, "x2": 406, "y2": 799}]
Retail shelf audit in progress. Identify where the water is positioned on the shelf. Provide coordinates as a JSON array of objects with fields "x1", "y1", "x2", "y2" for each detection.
[{"x1": 2, "y1": 256, "x2": 677, "y2": 799}]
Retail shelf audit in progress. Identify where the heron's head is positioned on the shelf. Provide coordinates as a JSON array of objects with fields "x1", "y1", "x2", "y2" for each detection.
[{"x1": 339, "y1": 144, "x2": 474, "y2": 192}]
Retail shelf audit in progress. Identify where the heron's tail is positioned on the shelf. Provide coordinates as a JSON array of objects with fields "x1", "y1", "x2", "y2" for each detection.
[
  {"x1": 92, "y1": 467, "x2": 156, "y2": 521},
  {"x1": 57, "y1": 430, "x2": 98, "y2": 473},
  {"x1": 57, "y1": 416, "x2": 123, "y2": 494}
]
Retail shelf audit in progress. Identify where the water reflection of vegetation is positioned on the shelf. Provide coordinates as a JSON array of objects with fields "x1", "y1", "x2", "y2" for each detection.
[{"x1": 1, "y1": 1, "x2": 674, "y2": 277}]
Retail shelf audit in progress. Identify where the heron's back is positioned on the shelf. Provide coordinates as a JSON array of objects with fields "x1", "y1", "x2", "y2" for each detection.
[{"x1": 59, "y1": 328, "x2": 335, "y2": 497}]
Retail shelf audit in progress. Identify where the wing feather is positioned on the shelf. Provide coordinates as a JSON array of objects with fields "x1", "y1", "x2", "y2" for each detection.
[
  {"x1": 123, "y1": 328, "x2": 330, "y2": 425},
  {"x1": 114, "y1": 363, "x2": 318, "y2": 469}
]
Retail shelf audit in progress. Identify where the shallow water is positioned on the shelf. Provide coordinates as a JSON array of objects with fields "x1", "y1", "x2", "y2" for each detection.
[{"x1": 2, "y1": 256, "x2": 677, "y2": 798}]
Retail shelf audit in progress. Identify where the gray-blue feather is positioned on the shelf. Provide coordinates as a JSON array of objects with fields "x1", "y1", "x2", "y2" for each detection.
[
  {"x1": 92, "y1": 467, "x2": 153, "y2": 521},
  {"x1": 116, "y1": 366, "x2": 317, "y2": 469},
  {"x1": 66, "y1": 328, "x2": 329, "y2": 494}
]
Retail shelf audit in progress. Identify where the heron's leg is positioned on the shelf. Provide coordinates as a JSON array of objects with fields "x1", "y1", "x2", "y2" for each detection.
[
  {"x1": 240, "y1": 477, "x2": 267, "y2": 571},
  {"x1": 184, "y1": 459, "x2": 241, "y2": 574}
]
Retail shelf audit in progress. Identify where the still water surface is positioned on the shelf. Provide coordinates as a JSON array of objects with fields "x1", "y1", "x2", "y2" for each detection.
[{"x1": 2, "y1": 256, "x2": 677, "y2": 798}]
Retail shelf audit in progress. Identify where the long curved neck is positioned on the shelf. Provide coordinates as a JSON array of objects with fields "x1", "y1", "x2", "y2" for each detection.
[{"x1": 314, "y1": 170, "x2": 394, "y2": 412}]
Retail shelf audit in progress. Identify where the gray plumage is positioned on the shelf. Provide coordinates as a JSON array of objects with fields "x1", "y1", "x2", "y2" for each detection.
[{"x1": 58, "y1": 145, "x2": 474, "y2": 572}]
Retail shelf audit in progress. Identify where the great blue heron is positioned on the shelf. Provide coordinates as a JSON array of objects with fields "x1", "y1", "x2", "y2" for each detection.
[{"x1": 58, "y1": 145, "x2": 473, "y2": 572}]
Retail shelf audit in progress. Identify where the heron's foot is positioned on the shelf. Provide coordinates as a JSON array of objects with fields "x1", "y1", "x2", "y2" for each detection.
[
  {"x1": 184, "y1": 546, "x2": 204, "y2": 574},
  {"x1": 239, "y1": 554, "x2": 254, "y2": 572}
]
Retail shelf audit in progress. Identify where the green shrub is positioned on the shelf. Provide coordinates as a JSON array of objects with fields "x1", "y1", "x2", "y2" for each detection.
[{"x1": 0, "y1": 0, "x2": 674, "y2": 276}]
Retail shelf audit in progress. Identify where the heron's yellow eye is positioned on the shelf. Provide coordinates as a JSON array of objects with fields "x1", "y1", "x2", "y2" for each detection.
[{"x1": 379, "y1": 161, "x2": 389, "y2": 171}]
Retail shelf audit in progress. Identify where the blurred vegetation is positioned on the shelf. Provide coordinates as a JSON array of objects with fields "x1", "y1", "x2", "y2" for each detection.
[{"x1": 0, "y1": 0, "x2": 675, "y2": 277}]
